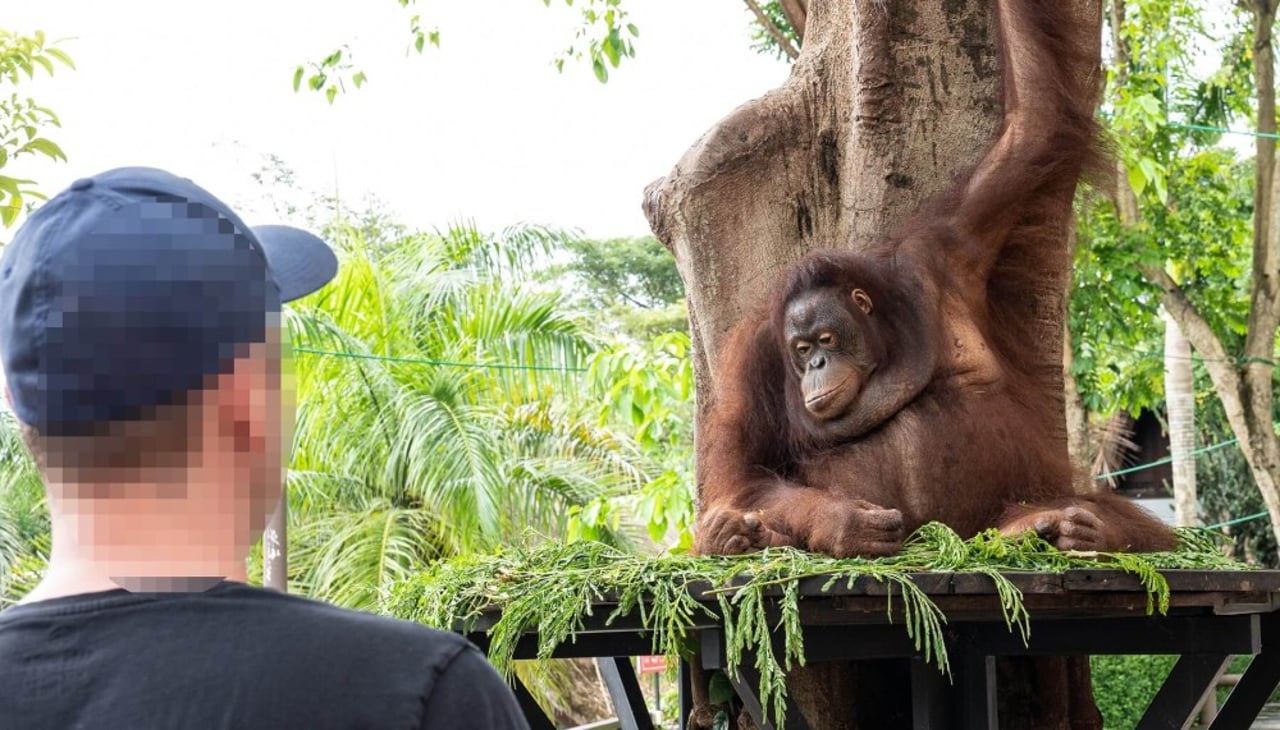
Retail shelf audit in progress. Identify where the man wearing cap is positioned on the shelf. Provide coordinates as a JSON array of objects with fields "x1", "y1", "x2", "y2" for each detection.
[{"x1": 0, "y1": 168, "x2": 529, "y2": 729}]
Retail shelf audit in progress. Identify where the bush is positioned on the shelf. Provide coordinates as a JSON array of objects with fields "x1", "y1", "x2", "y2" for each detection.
[{"x1": 1091, "y1": 655, "x2": 1177, "y2": 729}]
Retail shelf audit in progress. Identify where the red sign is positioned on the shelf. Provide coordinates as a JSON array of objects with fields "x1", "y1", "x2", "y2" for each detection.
[{"x1": 638, "y1": 656, "x2": 668, "y2": 675}]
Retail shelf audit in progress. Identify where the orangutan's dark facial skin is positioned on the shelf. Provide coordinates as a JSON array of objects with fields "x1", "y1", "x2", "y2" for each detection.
[{"x1": 783, "y1": 288, "x2": 880, "y2": 420}]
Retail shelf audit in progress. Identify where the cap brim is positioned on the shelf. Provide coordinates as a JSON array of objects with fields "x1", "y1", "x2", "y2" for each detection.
[{"x1": 252, "y1": 225, "x2": 339, "y2": 303}]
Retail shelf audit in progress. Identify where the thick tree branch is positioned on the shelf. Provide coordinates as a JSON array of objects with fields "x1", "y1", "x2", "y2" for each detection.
[
  {"x1": 1246, "y1": 0, "x2": 1280, "y2": 358},
  {"x1": 743, "y1": 0, "x2": 800, "y2": 60},
  {"x1": 1141, "y1": 261, "x2": 1239, "y2": 394},
  {"x1": 1140, "y1": 266, "x2": 1236, "y2": 370}
]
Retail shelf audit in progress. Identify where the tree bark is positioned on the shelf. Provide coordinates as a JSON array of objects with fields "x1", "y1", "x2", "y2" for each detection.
[
  {"x1": 1163, "y1": 306, "x2": 1198, "y2": 526},
  {"x1": 1064, "y1": 324, "x2": 1094, "y2": 486},
  {"x1": 1064, "y1": 227, "x2": 1094, "y2": 486}
]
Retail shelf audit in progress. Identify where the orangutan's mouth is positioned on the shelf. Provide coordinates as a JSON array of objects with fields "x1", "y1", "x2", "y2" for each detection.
[{"x1": 805, "y1": 375, "x2": 854, "y2": 414}]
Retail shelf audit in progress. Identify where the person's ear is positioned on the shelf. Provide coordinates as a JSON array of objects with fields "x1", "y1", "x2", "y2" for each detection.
[{"x1": 213, "y1": 349, "x2": 269, "y2": 457}]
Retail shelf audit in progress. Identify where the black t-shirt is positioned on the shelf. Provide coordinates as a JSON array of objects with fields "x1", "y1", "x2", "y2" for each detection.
[{"x1": 0, "y1": 581, "x2": 530, "y2": 730}]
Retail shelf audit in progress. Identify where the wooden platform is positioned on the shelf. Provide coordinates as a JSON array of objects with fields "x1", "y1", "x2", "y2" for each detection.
[{"x1": 464, "y1": 569, "x2": 1280, "y2": 730}]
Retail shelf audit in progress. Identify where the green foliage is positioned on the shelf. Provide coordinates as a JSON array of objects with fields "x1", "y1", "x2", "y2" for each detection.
[
  {"x1": 283, "y1": 219, "x2": 665, "y2": 606},
  {"x1": 544, "y1": 0, "x2": 638, "y2": 83},
  {"x1": 572, "y1": 332, "x2": 695, "y2": 549},
  {"x1": 390, "y1": 524, "x2": 1241, "y2": 729},
  {"x1": 1071, "y1": 148, "x2": 1252, "y2": 416},
  {"x1": 1069, "y1": 1, "x2": 1254, "y2": 417},
  {"x1": 615, "y1": 301, "x2": 690, "y2": 340},
  {"x1": 0, "y1": 29, "x2": 72, "y2": 227},
  {"x1": 746, "y1": 2, "x2": 800, "y2": 61},
  {"x1": 550, "y1": 235, "x2": 688, "y2": 340},
  {"x1": 295, "y1": 0, "x2": 638, "y2": 102},
  {"x1": 0, "y1": 410, "x2": 49, "y2": 606},
  {"x1": 400, "y1": 0, "x2": 442, "y2": 58},
  {"x1": 292, "y1": 44, "x2": 369, "y2": 106},
  {"x1": 1104, "y1": 0, "x2": 1243, "y2": 204},
  {"x1": 1198, "y1": 385, "x2": 1279, "y2": 566},
  {"x1": 560, "y1": 235, "x2": 685, "y2": 311},
  {"x1": 1090, "y1": 654, "x2": 1177, "y2": 729}
]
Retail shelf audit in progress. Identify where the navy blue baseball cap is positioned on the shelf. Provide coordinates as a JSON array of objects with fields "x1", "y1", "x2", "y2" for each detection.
[{"x1": 0, "y1": 166, "x2": 338, "y2": 437}]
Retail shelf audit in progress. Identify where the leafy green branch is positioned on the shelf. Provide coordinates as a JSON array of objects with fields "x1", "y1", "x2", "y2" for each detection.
[
  {"x1": 544, "y1": 0, "x2": 638, "y2": 83},
  {"x1": 390, "y1": 523, "x2": 1240, "y2": 729},
  {"x1": 293, "y1": 0, "x2": 639, "y2": 104},
  {"x1": 0, "y1": 29, "x2": 73, "y2": 227}
]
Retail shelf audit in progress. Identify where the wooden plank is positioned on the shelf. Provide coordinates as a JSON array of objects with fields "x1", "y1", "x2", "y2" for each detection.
[
  {"x1": 729, "y1": 659, "x2": 812, "y2": 730},
  {"x1": 958, "y1": 654, "x2": 998, "y2": 730},
  {"x1": 1135, "y1": 654, "x2": 1231, "y2": 730},
  {"x1": 1211, "y1": 613, "x2": 1280, "y2": 730},
  {"x1": 1209, "y1": 651, "x2": 1280, "y2": 730},
  {"x1": 911, "y1": 658, "x2": 953, "y2": 730},
  {"x1": 596, "y1": 657, "x2": 655, "y2": 730},
  {"x1": 961, "y1": 614, "x2": 1260, "y2": 657},
  {"x1": 468, "y1": 631, "x2": 668, "y2": 661},
  {"x1": 513, "y1": 676, "x2": 558, "y2": 730},
  {"x1": 1062, "y1": 570, "x2": 1280, "y2": 594},
  {"x1": 727, "y1": 670, "x2": 774, "y2": 730},
  {"x1": 462, "y1": 570, "x2": 1280, "y2": 634},
  {"x1": 678, "y1": 661, "x2": 693, "y2": 730}
]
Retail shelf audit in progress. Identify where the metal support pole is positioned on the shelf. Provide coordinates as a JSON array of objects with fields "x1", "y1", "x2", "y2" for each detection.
[{"x1": 263, "y1": 495, "x2": 287, "y2": 592}]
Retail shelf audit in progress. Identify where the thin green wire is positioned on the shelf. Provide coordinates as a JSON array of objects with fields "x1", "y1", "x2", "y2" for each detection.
[
  {"x1": 1204, "y1": 511, "x2": 1269, "y2": 530},
  {"x1": 292, "y1": 346, "x2": 589, "y2": 373},
  {"x1": 1094, "y1": 438, "x2": 1239, "y2": 480},
  {"x1": 276, "y1": 115, "x2": 1280, "y2": 533},
  {"x1": 1164, "y1": 120, "x2": 1280, "y2": 141},
  {"x1": 291, "y1": 347, "x2": 1279, "y2": 530}
]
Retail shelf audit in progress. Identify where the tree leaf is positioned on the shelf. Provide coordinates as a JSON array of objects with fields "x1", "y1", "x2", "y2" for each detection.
[
  {"x1": 591, "y1": 57, "x2": 608, "y2": 84},
  {"x1": 1, "y1": 193, "x2": 22, "y2": 228},
  {"x1": 601, "y1": 35, "x2": 620, "y2": 67},
  {"x1": 44, "y1": 47, "x2": 75, "y2": 70},
  {"x1": 709, "y1": 671, "x2": 736, "y2": 704},
  {"x1": 19, "y1": 138, "x2": 66, "y2": 162},
  {"x1": 352, "y1": 71, "x2": 367, "y2": 89},
  {"x1": 0, "y1": 176, "x2": 21, "y2": 198},
  {"x1": 1127, "y1": 165, "x2": 1147, "y2": 197},
  {"x1": 292, "y1": 66, "x2": 305, "y2": 92}
]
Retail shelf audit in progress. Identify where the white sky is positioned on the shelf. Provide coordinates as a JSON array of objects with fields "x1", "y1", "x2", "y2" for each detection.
[{"x1": 6, "y1": 0, "x2": 789, "y2": 239}]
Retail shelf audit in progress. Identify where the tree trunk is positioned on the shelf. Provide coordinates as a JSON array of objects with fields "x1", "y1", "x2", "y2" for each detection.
[
  {"x1": 1163, "y1": 306, "x2": 1198, "y2": 526},
  {"x1": 1241, "y1": 0, "x2": 1280, "y2": 548},
  {"x1": 1064, "y1": 228, "x2": 1094, "y2": 486},
  {"x1": 645, "y1": 0, "x2": 1098, "y2": 726},
  {"x1": 1063, "y1": 324, "x2": 1094, "y2": 488}
]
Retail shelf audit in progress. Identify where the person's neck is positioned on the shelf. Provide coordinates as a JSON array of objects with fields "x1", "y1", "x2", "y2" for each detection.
[{"x1": 19, "y1": 487, "x2": 252, "y2": 605}]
